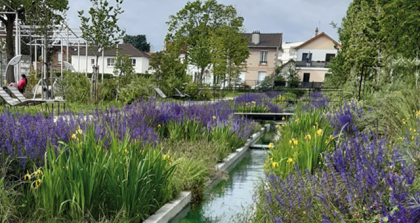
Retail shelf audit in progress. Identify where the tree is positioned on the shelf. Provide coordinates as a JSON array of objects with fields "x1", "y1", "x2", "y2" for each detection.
[
  {"x1": 0, "y1": 0, "x2": 68, "y2": 83},
  {"x1": 325, "y1": 0, "x2": 378, "y2": 89},
  {"x1": 282, "y1": 63, "x2": 300, "y2": 87},
  {"x1": 327, "y1": 0, "x2": 420, "y2": 91},
  {"x1": 123, "y1": 34, "x2": 150, "y2": 52},
  {"x1": 378, "y1": 0, "x2": 420, "y2": 59},
  {"x1": 114, "y1": 54, "x2": 134, "y2": 85},
  {"x1": 166, "y1": 0, "x2": 245, "y2": 84},
  {"x1": 78, "y1": 0, "x2": 125, "y2": 101},
  {"x1": 149, "y1": 51, "x2": 188, "y2": 95},
  {"x1": 210, "y1": 24, "x2": 249, "y2": 88}
]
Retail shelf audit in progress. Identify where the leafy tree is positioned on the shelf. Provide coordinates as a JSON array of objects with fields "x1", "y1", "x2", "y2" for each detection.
[
  {"x1": 166, "y1": 0, "x2": 245, "y2": 84},
  {"x1": 0, "y1": 0, "x2": 68, "y2": 83},
  {"x1": 327, "y1": 0, "x2": 420, "y2": 91},
  {"x1": 123, "y1": 34, "x2": 150, "y2": 52},
  {"x1": 149, "y1": 51, "x2": 189, "y2": 95},
  {"x1": 210, "y1": 24, "x2": 249, "y2": 88},
  {"x1": 325, "y1": 0, "x2": 378, "y2": 89},
  {"x1": 78, "y1": 0, "x2": 125, "y2": 101},
  {"x1": 378, "y1": 0, "x2": 420, "y2": 59},
  {"x1": 282, "y1": 63, "x2": 300, "y2": 87}
]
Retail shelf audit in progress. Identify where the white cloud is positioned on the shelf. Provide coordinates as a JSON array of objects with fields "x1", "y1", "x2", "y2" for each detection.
[{"x1": 67, "y1": 0, "x2": 352, "y2": 51}]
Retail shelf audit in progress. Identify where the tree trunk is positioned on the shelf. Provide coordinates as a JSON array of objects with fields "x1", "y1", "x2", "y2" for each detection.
[
  {"x1": 5, "y1": 15, "x2": 16, "y2": 83},
  {"x1": 199, "y1": 67, "x2": 205, "y2": 85},
  {"x1": 95, "y1": 66, "x2": 99, "y2": 101}
]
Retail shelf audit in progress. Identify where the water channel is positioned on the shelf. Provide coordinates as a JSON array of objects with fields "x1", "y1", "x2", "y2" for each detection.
[{"x1": 171, "y1": 149, "x2": 267, "y2": 223}]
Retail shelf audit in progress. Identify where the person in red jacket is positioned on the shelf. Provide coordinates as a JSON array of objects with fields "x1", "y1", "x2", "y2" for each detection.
[{"x1": 17, "y1": 74, "x2": 27, "y2": 93}]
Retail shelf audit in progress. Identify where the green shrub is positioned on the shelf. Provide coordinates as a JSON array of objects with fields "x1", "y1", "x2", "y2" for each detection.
[
  {"x1": 119, "y1": 76, "x2": 155, "y2": 104},
  {"x1": 55, "y1": 72, "x2": 91, "y2": 103},
  {"x1": 98, "y1": 78, "x2": 118, "y2": 101},
  {"x1": 184, "y1": 83, "x2": 212, "y2": 100}
]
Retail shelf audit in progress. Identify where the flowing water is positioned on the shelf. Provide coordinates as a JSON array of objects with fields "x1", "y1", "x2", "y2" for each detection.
[{"x1": 171, "y1": 150, "x2": 268, "y2": 223}]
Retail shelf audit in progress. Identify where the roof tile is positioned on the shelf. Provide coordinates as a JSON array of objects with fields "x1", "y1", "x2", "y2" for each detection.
[{"x1": 71, "y1": 43, "x2": 150, "y2": 58}]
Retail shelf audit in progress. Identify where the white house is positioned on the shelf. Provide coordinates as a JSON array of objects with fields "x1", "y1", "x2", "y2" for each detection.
[
  {"x1": 293, "y1": 30, "x2": 341, "y2": 83},
  {"x1": 70, "y1": 43, "x2": 151, "y2": 74}
]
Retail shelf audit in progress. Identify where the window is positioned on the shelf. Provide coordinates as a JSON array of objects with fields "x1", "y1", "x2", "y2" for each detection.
[
  {"x1": 107, "y1": 58, "x2": 115, "y2": 67},
  {"x1": 302, "y1": 53, "x2": 312, "y2": 62},
  {"x1": 260, "y1": 51, "x2": 268, "y2": 65},
  {"x1": 303, "y1": 73, "x2": 310, "y2": 82},
  {"x1": 325, "y1": 54, "x2": 336, "y2": 62},
  {"x1": 131, "y1": 59, "x2": 136, "y2": 66},
  {"x1": 57, "y1": 53, "x2": 62, "y2": 65},
  {"x1": 258, "y1": 71, "x2": 266, "y2": 84},
  {"x1": 239, "y1": 72, "x2": 246, "y2": 83},
  {"x1": 91, "y1": 59, "x2": 95, "y2": 65}
]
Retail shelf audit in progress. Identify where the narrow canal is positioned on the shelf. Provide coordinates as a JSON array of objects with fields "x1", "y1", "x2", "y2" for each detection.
[{"x1": 170, "y1": 149, "x2": 268, "y2": 223}]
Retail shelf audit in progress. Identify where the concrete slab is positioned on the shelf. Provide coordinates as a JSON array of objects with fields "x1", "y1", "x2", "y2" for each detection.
[{"x1": 144, "y1": 191, "x2": 192, "y2": 223}]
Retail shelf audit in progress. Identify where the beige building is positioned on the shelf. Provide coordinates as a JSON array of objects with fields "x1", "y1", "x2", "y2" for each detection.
[
  {"x1": 294, "y1": 30, "x2": 341, "y2": 84},
  {"x1": 241, "y1": 31, "x2": 282, "y2": 86}
]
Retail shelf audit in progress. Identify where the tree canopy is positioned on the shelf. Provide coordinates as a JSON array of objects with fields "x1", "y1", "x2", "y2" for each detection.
[
  {"x1": 78, "y1": 0, "x2": 125, "y2": 101},
  {"x1": 165, "y1": 0, "x2": 248, "y2": 85},
  {"x1": 123, "y1": 34, "x2": 150, "y2": 52},
  {"x1": 0, "y1": 0, "x2": 68, "y2": 83},
  {"x1": 326, "y1": 0, "x2": 420, "y2": 91}
]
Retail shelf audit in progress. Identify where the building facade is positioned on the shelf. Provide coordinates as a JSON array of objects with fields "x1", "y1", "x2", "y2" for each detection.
[
  {"x1": 70, "y1": 43, "x2": 151, "y2": 74},
  {"x1": 241, "y1": 31, "x2": 282, "y2": 86},
  {"x1": 294, "y1": 31, "x2": 341, "y2": 83}
]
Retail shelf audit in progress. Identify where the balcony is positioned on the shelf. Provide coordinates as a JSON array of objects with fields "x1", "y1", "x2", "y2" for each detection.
[
  {"x1": 296, "y1": 61, "x2": 331, "y2": 68},
  {"x1": 259, "y1": 61, "x2": 267, "y2": 65},
  {"x1": 274, "y1": 81, "x2": 324, "y2": 89}
]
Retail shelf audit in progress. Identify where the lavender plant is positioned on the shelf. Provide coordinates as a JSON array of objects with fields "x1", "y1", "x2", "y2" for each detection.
[{"x1": 261, "y1": 132, "x2": 420, "y2": 222}]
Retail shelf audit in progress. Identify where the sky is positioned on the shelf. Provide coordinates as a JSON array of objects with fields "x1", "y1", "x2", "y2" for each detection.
[{"x1": 66, "y1": 0, "x2": 353, "y2": 52}]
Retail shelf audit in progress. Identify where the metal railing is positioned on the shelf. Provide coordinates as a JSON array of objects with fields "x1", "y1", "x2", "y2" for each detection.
[{"x1": 296, "y1": 61, "x2": 331, "y2": 68}]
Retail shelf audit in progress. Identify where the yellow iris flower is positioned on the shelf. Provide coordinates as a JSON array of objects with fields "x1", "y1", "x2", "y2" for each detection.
[{"x1": 317, "y1": 129, "x2": 323, "y2": 136}]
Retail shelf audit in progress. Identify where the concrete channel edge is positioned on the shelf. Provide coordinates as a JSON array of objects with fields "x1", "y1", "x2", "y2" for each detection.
[{"x1": 144, "y1": 124, "x2": 270, "y2": 223}]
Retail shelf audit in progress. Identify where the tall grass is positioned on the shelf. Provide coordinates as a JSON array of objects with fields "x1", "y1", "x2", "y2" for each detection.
[
  {"x1": 361, "y1": 89, "x2": 420, "y2": 141},
  {"x1": 0, "y1": 159, "x2": 21, "y2": 222},
  {"x1": 24, "y1": 127, "x2": 175, "y2": 221},
  {"x1": 162, "y1": 139, "x2": 230, "y2": 203}
]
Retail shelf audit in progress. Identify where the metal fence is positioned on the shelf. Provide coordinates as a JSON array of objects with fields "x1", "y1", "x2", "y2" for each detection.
[{"x1": 169, "y1": 82, "x2": 343, "y2": 109}]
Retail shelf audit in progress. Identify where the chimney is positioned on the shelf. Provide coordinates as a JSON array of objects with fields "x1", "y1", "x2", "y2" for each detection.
[
  {"x1": 315, "y1": 27, "x2": 319, "y2": 36},
  {"x1": 149, "y1": 43, "x2": 154, "y2": 53},
  {"x1": 252, "y1": 31, "x2": 260, "y2": 45}
]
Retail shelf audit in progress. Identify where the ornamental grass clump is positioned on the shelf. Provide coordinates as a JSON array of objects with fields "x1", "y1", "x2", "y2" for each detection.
[
  {"x1": 260, "y1": 133, "x2": 420, "y2": 223},
  {"x1": 25, "y1": 127, "x2": 175, "y2": 221}
]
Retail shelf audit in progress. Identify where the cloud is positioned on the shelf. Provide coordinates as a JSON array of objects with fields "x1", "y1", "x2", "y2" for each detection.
[{"x1": 67, "y1": 0, "x2": 352, "y2": 51}]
